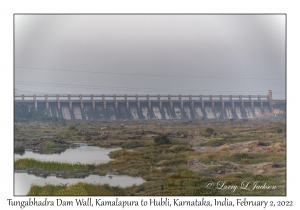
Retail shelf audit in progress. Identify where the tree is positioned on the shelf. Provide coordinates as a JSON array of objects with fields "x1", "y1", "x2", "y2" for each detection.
[{"x1": 14, "y1": 103, "x2": 58, "y2": 122}]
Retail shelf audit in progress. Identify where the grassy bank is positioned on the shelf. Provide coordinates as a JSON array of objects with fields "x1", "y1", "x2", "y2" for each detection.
[
  {"x1": 15, "y1": 158, "x2": 94, "y2": 171},
  {"x1": 14, "y1": 119, "x2": 286, "y2": 196}
]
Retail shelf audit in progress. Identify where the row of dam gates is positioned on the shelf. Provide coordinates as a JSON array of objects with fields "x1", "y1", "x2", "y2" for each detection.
[{"x1": 14, "y1": 90, "x2": 286, "y2": 120}]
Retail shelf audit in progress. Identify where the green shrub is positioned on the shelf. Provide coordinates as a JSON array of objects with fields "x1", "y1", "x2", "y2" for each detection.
[
  {"x1": 206, "y1": 128, "x2": 214, "y2": 136},
  {"x1": 14, "y1": 144, "x2": 25, "y2": 155},
  {"x1": 69, "y1": 125, "x2": 76, "y2": 130},
  {"x1": 121, "y1": 141, "x2": 144, "y2": 149},
  {"x1": 231, "y1": 153, "x2": 254, "y2": 161},
  {"x1": 168, "y1": 145, "x2": 190, "y2": 153},
  {"x1": 154, "y1": 134, "x2": 171, "y2": 145}
]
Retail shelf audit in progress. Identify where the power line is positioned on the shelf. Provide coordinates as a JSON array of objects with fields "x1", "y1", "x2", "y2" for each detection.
[
  {"x1": 15, "y1": 67, "x2": 285, "y2": 81},
  {"x1": 15, "y1": 80, "x2": 285, "y2": 94},
  {"x1": 16, "y1": 81, "x2": 213, "y2": 92}
]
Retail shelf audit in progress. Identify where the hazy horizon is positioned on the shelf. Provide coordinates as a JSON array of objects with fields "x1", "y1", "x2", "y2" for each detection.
[{"x1": 14, "y1": 14, "x2": 286, "y2": 99}]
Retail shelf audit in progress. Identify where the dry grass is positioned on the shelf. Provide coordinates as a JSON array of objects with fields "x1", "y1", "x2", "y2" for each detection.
[{"x1": 15, "y1": 118, "x2": 286, "y2": 196}]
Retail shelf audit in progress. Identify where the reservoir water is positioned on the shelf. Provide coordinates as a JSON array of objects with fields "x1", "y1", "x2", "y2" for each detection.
[
  {"x1": 14, "y1": 146, "x2": 145, "y2": 195},
  {"x1": 15, "y1": 173, "x2": 145, "y2": 196},
  {"x1": 15, "y1": 146, "x2": 120, "y2": 164}
]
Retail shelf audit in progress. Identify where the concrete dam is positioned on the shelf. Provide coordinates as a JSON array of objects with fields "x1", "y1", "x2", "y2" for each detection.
[{"x1": 14, "y1": 90, "x2": 285, "y2": 120}]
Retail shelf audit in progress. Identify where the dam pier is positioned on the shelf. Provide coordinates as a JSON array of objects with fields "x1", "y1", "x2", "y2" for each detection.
[{"x1": 14, "y1": 90, "x2": 285, "y2": 120}]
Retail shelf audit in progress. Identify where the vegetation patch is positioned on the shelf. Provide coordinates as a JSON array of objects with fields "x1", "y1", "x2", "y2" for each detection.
[
  {"x1": 202, "y1": 136, "x2": 253, "y2": 147},
  {"x1": 154, "y1": 134, "x2": 171, "y2": 145},
  {"x1": 14, "y1": 119, "x2": 286, "y2": 196},
  {"x1": 14, "y1": 144, "x2": 25, "y2": 155},
  {"x1": 228, "y1": 153, "x2": 284, "y2": 164},
  {"x1": 14, "y1": 103, "x2": 61, "y2": 122},
  {"x1": 14, "y1": 158, "x2": 93, "y2": 171},
  {"x1": 205, "y1": 128, "x2": 214, "y2": 136}
]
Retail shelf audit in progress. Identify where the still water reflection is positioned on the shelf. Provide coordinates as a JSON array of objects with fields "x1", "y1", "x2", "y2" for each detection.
[
  {"x1": 14, "y1": 146, "x2": 120, "y2": 164},
  {"x1": 14, "y1": 146, "x2": 146, "y2": 195},
  {"x1": 15, "y1": 173, "x2": 145, "y2": 195}
]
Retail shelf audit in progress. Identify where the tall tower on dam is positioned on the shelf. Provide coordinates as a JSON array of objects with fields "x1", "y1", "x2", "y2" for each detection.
[{"x1": 14, "y1": 90, "x2": 285, "y2": 120}]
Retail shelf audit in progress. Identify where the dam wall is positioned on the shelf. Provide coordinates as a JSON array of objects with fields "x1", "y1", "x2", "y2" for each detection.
[{"x1": 14, "y1": 91, "x2": 285, "y2": 120}]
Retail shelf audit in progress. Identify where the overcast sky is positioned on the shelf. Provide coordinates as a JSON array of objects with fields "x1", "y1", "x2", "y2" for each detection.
[{"x1": 14, "y1": 14, "x2": 286, "y2": 99}]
